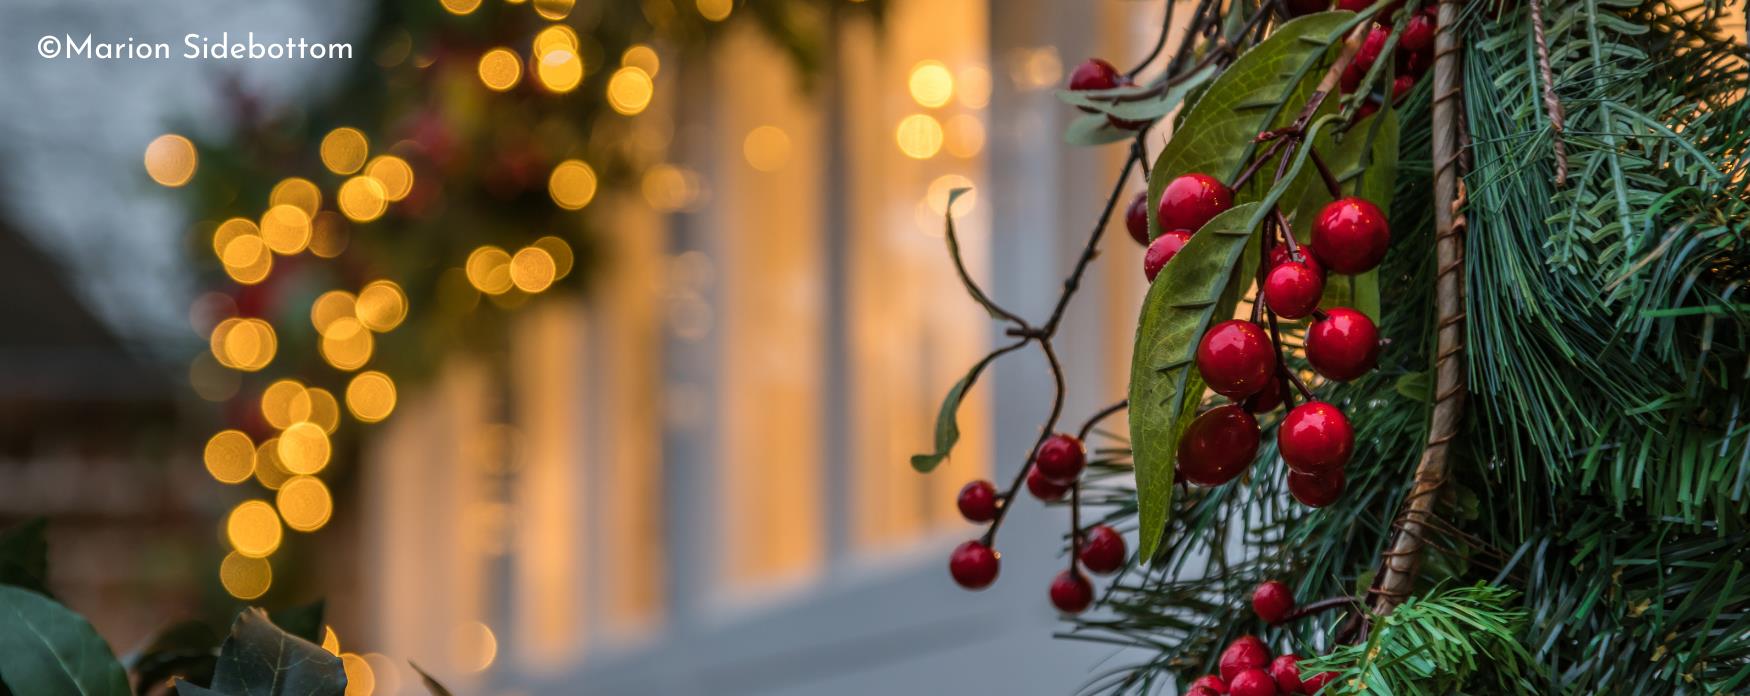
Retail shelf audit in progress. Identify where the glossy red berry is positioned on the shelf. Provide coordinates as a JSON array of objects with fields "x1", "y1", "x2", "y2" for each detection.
[
  {"x1": 1397, "y1": 42, "x2": 1432, "y2": 77},
  {"x1": 1270, "y1": 245, "x2": 1325, "y2": 278},
  {"x1": 1049, "y1": 569, "x2": 1095, "y2": 614},
  {"x1": 1157, "y1": 173, "x2": 1234, "y2": 233},
  {"x1": 1027, "y1": 466, "x2": 1069, "y2": 501},
  {"x1": 1228, "y1": 669, "x2": 1276, "y2": 696},
  {"x1": 1178, "y1": 406, "x2": 1261, "y2": 486},
  {"x1": 1264, "y1": 261, "x2": 1325, "y2": 319},
  {"x1": 1270, "y1": 655, "x2": 1305, "y2": 693},
  {"x1": 1303, "y1": 671, "x2": 1338, "y2": 693},
  {"x1": 1288, "y1": 467, "x2": 1346, "y2": 507},
  {"x1": 1144, "y1": 230, "x2": 1193, "y2": 282},
  {"x1": 949, "y1": 540, "x2": 999, "y2": 589},
  {"x1": 1081, "y1": 525, "x2": 1126, "y2": 575},
  {"x1": 1034, "y1": 433, "x2": 1086, "y2": 483},
  {"x1": 1124, "y1": 191, "x2": 1151, "y2": 246},
  {"x1": 1196, "y1": 320, "x2": 1275, "y2": 399},
  {"x1": 1280, "y1": 401, "x2": 1355, "y2": 474},
  {"x1": 1252, "y1": 580, "x2": 1296, "y2": 624},
  {"x1": 1306, "y1": 307, "x2": 1380, "y2": 381},
  {"x1": 1311, "y1": 197, "x2": 1390, "y2": 274},
  {"x1": 1067, "y1": 58, "x2": 1122, "y2": 113},
  {"x1": 1357, "y1": 25, "x2": 1390, "y2": 68},
  {"x1": 1218, "y1": 635, "x2": 1272, "y2": 682},
  {"x1": 957, "y1": 479, "x2": 998, "y2": 522},
  {"x1": 1245, "y1": 375, "x2": 1285, "y2": 414},
  {"x1": 1283, "y1": 0, "x2": 1330, "y2": 16},
  {"x1": 1401, "y1": 13, "x2": 1436, "y2": 52},
  {"x1": 1186, "y1": 688, "x2": 1221, "y2": 696},
  {"x1": 1392, "y1": 74, "x2": 1416, "y2": 103},
  {"x1": 1340, "y1": 62, "x2": 1365, "y2": 94},
  {"x1": 1190, "y1": 675, "x2": 1230, "y2": 694}
]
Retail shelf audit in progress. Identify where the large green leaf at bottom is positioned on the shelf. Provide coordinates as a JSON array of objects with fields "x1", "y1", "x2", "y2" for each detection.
[
  {"x1": 0, "y1": 584, "x2": 129, "y2": 696},
  {"x1": 203, "y1": 609, "x2": 344, "y2": 696},
  {"x1": 1129, "y1": 203, "x2": 1264, "y2": 560}
]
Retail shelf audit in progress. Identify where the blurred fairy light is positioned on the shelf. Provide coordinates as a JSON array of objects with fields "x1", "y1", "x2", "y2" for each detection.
[
  {"x1": 254, "y1": 438, "x2": 293, "y2": 490},
  {"x1": 310, "y1": 212, "x2": 350, "y2": 258},
  {"x1": 943, "y1": 114, "x2": 985, "y2": 158},
  {"x1": 510, "y1": 247, "x2": 557, "y2": 292},
  {"x1": 356, "y1": 280, "x2": 408, "y2": 331},
  {"x1": 219, "y1": 552, "x2": 272, "y2": 600},
  {"x1": 363, "y1": 654, "x2": 400, "y2": 695},
  {"x1": 958, "y1": 65, "x2": 992, "y2": 108},
  {"x1": 622, "y1": 44, "x2": 661, "y2": 77},
  {"x1": 277, "y1": 476, "x2": 334, "y2": 532},
  {"x1": 926, "y1": 174, "x2": 977, "y2": 216},
  {"x1": 364, "y1": 156, "x2": 414, "y2": 201},
  {"x1": 320, "y1": 317, "x2": 375, "y2": 370},
  {"x1": 220, "y1": 235, "x2": 273, "y2": 284},
  {"x1": 210, "y1": 318, "x2": 277, "y2": 371},
  {"x1": 534, "y1": 25, "x2": 579, "y2": 57},
  {"x1": 204, "y1": 430, "x2": 257, "y2": 484},
  {"x1": 697, "y1": 0, "x2": 732, "y2": 21},
  {"x1": 341, "y1": 653, "x2": 375, "y2": 696},
  {"x1": 478, "y1": 48, "x2": 523, "y2": 92},
  {"x1": 303, "y1": 388, "x2": 342, "y2": 434},
  {"x1": 311, "y1": 290, "x2": 359, "y2": 335},
  {"x1": 531, "y1": 0, "x2": 573, "y2": 20},
  {"x1": 212, "y1": 218, "x2": 259, "y2": 260},
  {"x1": 346, "y1": 371, "x2": 397, "y2": 423},
  {"x1": 322, "y1": 627, "x2": 341, "y2": 655},
  {"x1": 895, "y1": 114, "x2": 944, "y2": 159},
  {"x1": 537, "y1": 48, "x2": 585, "y2": 93},
  {"x1": 144, "y1": 134, "x2": 198, "y2": 187},
  {"x1": 548, "y1": 160, "x2": 598, "y2": 210},
  {"x1": 640, "y1": 164, "x2": 697, "y2": 211},
  {"x1": 440, "y1": 0, "x2": 482, "y2": 14},
  {"x1": 532, "y1": 236, "x2": 574, "y2": 279},
  {"x1": 1010, "y1": 46, "x2": 1062, "y2": 91},
  {"x1": 320, "y1": 127, "x2": 370, "y2": 175},
  {"x1": 607, "y1": 67, "x2": 654, "y2": 115},
  {"x1": 278, "y1": 422, "x2": 332, "y2": 475},
  {"x1": 908, "y1": 60, "x2": 954, "y2": 108},
  {"x1": 227, "y1": 500, "x2": 283, "y2": 558},
  {"x1": 261, "y1": 379, "x2": 310, "y2": 430},
  {"x1": 269, "y1": 178, "x2": 323, "y2": 217},
  {"x1": 338, "y1": 176, "x2": 388, "y2": 222},
  {"x1": 466, "y1": 246, "x2": 515, "y2": 294},
  {"x1": 453, "y1": 622, "x2": 499, "y2": 673},
  {"x1": 743, "y1": 125, "x2": 791, "y2": 172},
  {"x1": 261, "y1": 204, "x2": 313, "y2": 255}
]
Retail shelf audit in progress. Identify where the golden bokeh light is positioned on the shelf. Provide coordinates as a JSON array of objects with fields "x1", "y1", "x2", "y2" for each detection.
[
  {"x1": 338, "y1": 176, "x2": 388, "y2": 222},
  {"x1": 607, "y1": 67, "x2": 654, "y2": 115},
  {"x1": 320, "y1": 317, "x2": 374, "y2": 370},
  {"x1": 531, "y1": 0, "x2": 573, "y2": 20},
  {"x1": 277, "y1": 476, "x2": 334, "y2": 532},
  {"x1": 531, "y1": 236, "x2": 574, "y2": 280},
  {"x1": 440, "y1": 0, "x2": 481, "y2": 14},
  {"x1": 212, "y1": 218, "x2": 259, "y2": 260},
  {"x1": 310, "y1": 212, "x2": 350, "y2": 258},
  {"x1": 536, "y1": 48, "x2": 584, "y2": 93},
  {"x1": 211, "y1": 318, "x2": 277, "y2": 371},
  {"x1": 255, "y1": 438, "x2": 293, "y2": 490},
  {"x1": 302, "y1": 387, "x2": 341, "y2": 434},
  {"x1": 896, "y1": 114, "x2": 944, "y2": 159},
  {"x1": 269, "y1": 178, "x2": 322, "y2": 218},
  {"x1": 363, "y1": 654, "x2": 401, "y2": 695},
  {"x1": 944, "y1": 114, "x2": 985, "y2": 158},
  {"x1": 696, "y1": 0, "x2": 732, "y2": 21},
  {"x1": 548, "y1": 160, "x2": 597, "y2": 210},
  {"x1": 261, "y1": 379, "x2": 310, "y2": 430},
  {"x1": 220, "y1": 235, "x2": 274, "y2": 285},
  {"x1": 958, "y1": 65, "x2": 993, "y2": 108},
  {"x1": 311, "y1": 290, "x2": 359, "y2": 336},
  {"x1": 640, "y1": 164, "x2": 700, "y2": 211},
  {"x1": 261, "y1": 204, "x2": 313, "y2": 255},
  {"x1": 341, "y1": 653, "x2": 375, "y2": 696},
  {"x1": 742, "y1": 125, "x2": 791, "y2": 172},
  {"x1": 204, "y1": 430, "x2": 256, "y2": 484},
  {"x1": 622, "y1": 44, "x2": 660, "y2": 77},
  {"x1": 453, "y1": 622, "x2": 499, "y2": 673},
  {"x1": 477, "y1": 48, "x2": 523, "y2": 92},
  {"x1": 320, "y1": 127, "x2": 370, "y2": 175},
  {"x1": 346, "y1": 371, "x2": 398, "y2": 423},
  {"x1": 364, "y1": 156, "x2": 415, "y2": 202},
  {"x1": 355, "y1": 280, "x2": 408, "y2": 332},
  {"x1": 322, "y1": 627, "x2": 341, "y2": 656},
  {"x1": 510, "y1": 247, "x2": 557, "y2": 293},
  {"x1": 145, "y1": 134, "x2": 198, "y2": 187},
  {"x1": 465, "y1": 246, "x2": 515, "y2": 294},
  {"x1": 219, "y1": 552, "x2": 272, "y2": 600},
  {"x1": 278, "y1": 422, "x2": 332, "y2": 475},
  {"x1": 227, "y1": 500, "x2": 283, "y2": 558},
  {"x1": 533, "y1": 25, "x2": 579, "y2": 58},
  {"x1": 909, "y1": 60, "x2": 955, "y2": 108}
]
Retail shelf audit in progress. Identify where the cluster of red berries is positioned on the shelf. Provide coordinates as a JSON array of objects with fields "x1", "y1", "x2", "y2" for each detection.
[
  {"x1": 950, "y1": 433, "x2": 1129, "y2": 614},
  {"x1": 1188, "y1": 633, "x2": 1335, "y2": 696},
  {"x1": 1066, "y1": 58, "x2": 1153, "y2": 131},
  {"x1": 1339, "y1": 4, "x2": 1437, "y2": 117}
]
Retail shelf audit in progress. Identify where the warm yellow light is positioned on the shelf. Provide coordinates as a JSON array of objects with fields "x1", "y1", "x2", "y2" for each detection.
[
  {"x1": 320, "y1": 127, "x2": 370, "y2": 175},
  {"x1": 320, "y1": 317, "x2": 374, "y2": 370},
  {"x1": 465, "y1": 246, "x2": 515, "y2": 294},
  {"x1": 453, "y1": 622, "x2": 498, "y2": 673},
  {"x1": 254, "y1": 438, "x2": 292, "y2": 490},
  {"x1": 269, "y1": 178, "x2": 322, "y2": 218},
  {"x1": 356, "y1": 280, "x2": 408, "y2": 332},
  {"x1": 310, "y1": 212, "x2": 350, "y2": 258},
  {"x1": 277, "y1": 476, "x2": 333, "y2": 532},
  {"x1": 261, "y1": 379, "x2": 310, "y2": 430},
  {"x1": 533, "y1": 25, "x2": 579, "y2": 58},
  {"x1": 696, "y1": 0, "x2": 732, "y2": 21},
  {"x1": 303, "y1": 387, "x2": 341, "y2": 434},
  {"x1": 204, "y1": 430, "x2": 256, "y2": 484},
  {"x1": 909, "y1": 61, "x2": 955, "y2": 108},
  {"x1": 227, "y1": 500, "x2": 282, "y2": 558},
  {"x1": 531, "y1": 236, "x2": 574, "y2": 280},
  {"x1": 321, "y1": 627, "x2": 341, "y2": 656},
  {"x1": 548, "y1": 160, "x2": 597, "y2": 210},
  {"x1": 640, "y1": 165, "x2": 697, "y2": 211},
  {"x1": 440, "y1": 0, "x2": 481, "y2": 14},
  {"x1": 144, "y1": 134, "x2": 198, "y2": 187},
  {"x1": 536, "y1": 49, "x2": 583, "y2": 93},
  {"x1": 278, "y1": 422, "x2": 332, "y2": 475},
  {"x1": 896, "y1": 114, "x2": 944, "y2": 159},
  {"x1": 477, "y1": 48, "x2": 523, "y2": 92},
  {"x1": 212, "y1": 318, "x2": 276, "y2": 371},
  {"x1": 341, "y1": 653, "x2": 376, "y2": 696},
  {"x1": 742, "y1": 125, "x2": 791, "y2": 172},
  {"x1": 212, "y1": 218, "x2": 259, "y2": 260},
  {"x1": 346, "y1": 371, "x2": 398, "y2": 423},
  {"x1": 338, "y1": 176, "x2": 388, "y2": 222},
  {"x1": 219, "y1": 552, "x2": 272, "y2": 600},
  {"x1": 364, "y1": 156, "x2": 414, "y2": 202},
  {"x1": 261, "y1": 204, "x2": 313, "y2": 255},
  {"x1": 958, "y1": 65, "x2": 993, "y2": 108},
  {"x1": 531, "y1": 0, "x2": 573, "y2": 20},
  {"x1": 622, "y1": 44, "x2": 660, "y2": 77},
  {"x1": 220, "y1": 235, "x2": 274, "y2": 285},
  {"x1": 944, "y1": 114, "x2": 985, "y2": 158},
  {"x1": 607, "y1": 67, "x2": 654, "y2": 115},
  {"x1": 510, "y1": 247, "x2": 557, "y2": 293},
  {"x1": 311, "y1": 290, "x2": 359, "y2": 336}
]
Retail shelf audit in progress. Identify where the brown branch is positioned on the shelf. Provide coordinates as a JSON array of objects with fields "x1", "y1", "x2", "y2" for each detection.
[
  {"x1": 1528, "y1": 0, "x2": 1569, "y2": 187},
  {"x1": 1370, "y1": 0, "x2": 1469, "y2": 618}
]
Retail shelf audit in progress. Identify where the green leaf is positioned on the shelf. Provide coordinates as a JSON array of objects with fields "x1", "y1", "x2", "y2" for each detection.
[
  {"x1": 941, "y1": 188, "x2": 1009, "y2": 321},
  {"x1": 0, "y1": 518, "x2": 49, "y2": 596},
  {"x1": 911, "y1": 346, "x2": 1014, "y2": 473},
  {"x1": 409, "y1": 663, "x2": 453, "y2": 696},
  {"x1": 206, "y1": 609, "x2": 345, "y2": 696},
  {"x1": 0, "y1": 584, "x2": 129, "y2": 696},
  {"x1": 1128, "y1": 202, "x2": 1264, "y2": 560},
  {"x1": 128, "y1": 621, "x2": 220, "y2": 695},
  {"x1": 266, "y1": 601, "x2": 325, "y2": 644},
  {"x1": 1063, "y1": 113, "x2": 1134, "y2": 147},
  {"x1": 1055, "y1": 63, "x2": 1220, "y2": 122},
  {"x1": 1395, "y1": 369, "x2": 1431, "y2": 402}
]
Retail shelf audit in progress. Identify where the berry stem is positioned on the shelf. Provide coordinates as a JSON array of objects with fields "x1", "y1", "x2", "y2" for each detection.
[
  {"x1": 982, "y1": 338, "x2": 1067, "y2": 547},
  {"x1": 1069, "y1": 480, "x2": 1083, "y2": 568},
  {"x1": 1077, "y1": 399, "x2": 1130, "y2": 442},
  {"x1": 1308, "y1": 147, "x2": 1344, "y2": 199},
  {"x1": 1281, "y1": 595, "x2": 1363, "y2": 623},
  {"x1": 1229, "y1": 137, "x2": 1287, "y2": 192}
]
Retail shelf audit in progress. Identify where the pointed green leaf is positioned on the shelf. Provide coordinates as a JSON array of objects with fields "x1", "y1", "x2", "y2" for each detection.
[
  {"x1": 912, "y1": 347, "x2": 1012, "y2": 472},
  {"x1": 409, "y1": 663, "x2": 453, "y2": 696},
  {"x1": 1129, "y1": 203, "x2": 1264, "y2": 560},
  {"x1": 1063, "y1": 113, "x2": 1134, "y2": 147},
  {"x1": 207, "y1": 609, "x2": 345, "y2": 696},
  {"x1": 0, "y1": 585, "x2": 129, "y2": 696}
]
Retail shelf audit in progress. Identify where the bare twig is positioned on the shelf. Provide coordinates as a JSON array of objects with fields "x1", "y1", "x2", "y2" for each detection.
[{"x1": 1528, "y1": 0, "x2": 1569, "y2": 186}]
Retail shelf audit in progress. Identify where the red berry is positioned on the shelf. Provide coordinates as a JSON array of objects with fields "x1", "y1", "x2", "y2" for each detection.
[
  {"x1": 1311, "y1": 197, "x2": 1390, "y2": 274},
  {"x1": 1392, "y1": 74, "x2": 1416, "y2": 103},
  {"x1": 1401, "y1": 13, "x2": 1436, "y2": 53},
  {"x1": 957, "y1": 479, "x2": 998, "y2": 522},
  {"x1": 1397, "y1": 44, "x2": 1432, "y2": 77},
  {"x1": 1245, "y1": 375, "x2": 1286, "y2": 414},
  {"x1": 1034, "y1": 433, "x2": 1086, "y2": 483},
  {"x1": 1190, "y1": 675, "x2": 1230, "y2": 694},
  {"x1": 1218, "y1": 636, "x2": 1272, "y2": 682},
  {"x1": 1049, "y1": 569, "x2": 1094, "y2": 614},
  {"x1": 1227, "y1": 669, "x2": 1276, "y2": 696},
  {"x1": 1196, "y1": 320, "x2": 1275, "y2": 399},
  {"x1": 1270, "y1": 655, "x2": 1305, "y2": 693},
  {"x1": 1157, "y1": 173, "x2": 1234, "y2": 233},
  {"x1": 1270, "y1": 246, "x2": 1325, "y2": 278},
  {"x1": 1264, "y1": 261, "x2": 1325, "y2": 319},
  {"x1": 1357, "y1": 25, "x2": 1390, "y2": 68},
  {"x1": 1178, "y1": 406, "x2": 1261, "y2": 486},
  {"x1": 1279, "y1": 401, "x2": 1355, "y2": 474},
  {"x1": 1124, "y1": 191, "x2": 1151, "y2": 246},
  {"x1": 1356, "y1": 100, "x2": 1380, "y2": 120},
  {"x1": 949, "y1": 540, "x2": 999, "y2": 589},
  {"x1": 1252, "y1": 580, "x2": 1296, "y2": 624},
  {"x1": 1145, "y1": 230, "x2": 1193, "y2": 282},
  {"x1": 1081, "y1": 525, "x2": 1126, "y2": 575},
  {"x1": 1027, "y1": 466, "x2": 1069, "y2": 501},
  {"x1": 1306, "y1": 307, "x2": 1380, "y2": 381},
  {"x1": 1067, "y1": 58, "x2": 1122, "y2": 92},
  {"x1": 1106, "y1": 77, "x2": 1152, "y2": 130},
  {"x1": 1186, "y1": 688, "x2": 1221, "y2": 696},
  {"x1": 1303, "y1": 671, "x2": 1338, "y2": 693},
  {"x1": 1289, "y1": 467, "x2": 1347, "y2": 507},
  {"x1": 1340, "y1": 62, "x2": 1365, "y2": 94},
  {"x1": 1335, "y1": 0, "x2": 1369, "y2": 9},
  {"x1": 1283, "y1": 0, "x2": 1330, "y2": 16}
]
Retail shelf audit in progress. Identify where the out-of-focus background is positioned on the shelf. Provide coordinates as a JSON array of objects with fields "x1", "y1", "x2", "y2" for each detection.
[{"x1": 0, "y1": 0, "x2": 1205, "y2": 693}]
